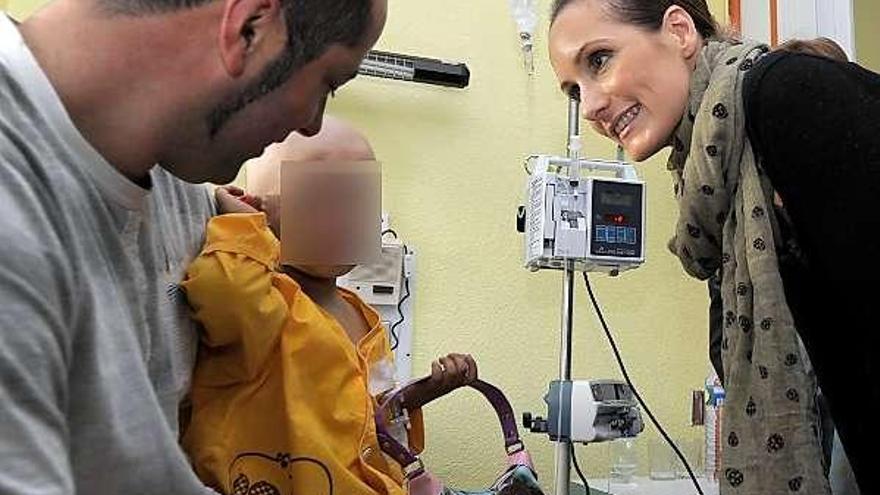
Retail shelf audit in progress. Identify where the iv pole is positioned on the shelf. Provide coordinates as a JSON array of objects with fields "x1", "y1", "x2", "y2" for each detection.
[{"x1": 554, "y1": 89, "x2": 581, "y2": 495}]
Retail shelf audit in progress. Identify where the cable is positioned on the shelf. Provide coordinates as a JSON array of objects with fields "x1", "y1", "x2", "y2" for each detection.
[
  {"x1": 389, "y1": 276, "x2": 410, "y2": 351},
  {"x1": 583, "y1": 273, "x2": 705, "y2": 495},
  {"x1": 569, "y1": 442, "x2": 592, "y2": 495},
  {"x1": 380, "y1": 228, "x2": 403, "y2": 349},
  {"x1": 389, "y1": 245, "x2": 410, "y2": 351}
]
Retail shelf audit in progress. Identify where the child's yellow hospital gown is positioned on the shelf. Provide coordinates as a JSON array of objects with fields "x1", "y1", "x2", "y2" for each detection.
[{"x1": 181, "y1": 214, "x2": 423, "y2": 495}]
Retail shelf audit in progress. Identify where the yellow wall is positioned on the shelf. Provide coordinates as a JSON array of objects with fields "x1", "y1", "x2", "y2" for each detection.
[
  {"x1": 4, "y1": 0, "x2": 34, "y2": 19},
  {"x1": 855, "y1": 0, "x2": 880, "y2": 72}
]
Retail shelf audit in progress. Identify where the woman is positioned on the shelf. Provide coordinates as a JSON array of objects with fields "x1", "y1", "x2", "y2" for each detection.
[{"x1": 547, "y1": 1, "x2": 880, "y2": 494}]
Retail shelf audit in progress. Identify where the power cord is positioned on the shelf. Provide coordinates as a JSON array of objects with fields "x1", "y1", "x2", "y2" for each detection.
[
  {"x1": 583, "y1": 272, "x2": 705, "y2": 495},
  {"x1": 380, "y1": 229, "x2": 407, "y2": 350},
  {"x1": 569, "y1": 442, "x2": 592, "y2": 495},
  {"x1": 389, "y1": 244, "x2": 410, "y2": 351},
  {"x1": 390, "y1": 274, "x2": 410, "y2": 351}
]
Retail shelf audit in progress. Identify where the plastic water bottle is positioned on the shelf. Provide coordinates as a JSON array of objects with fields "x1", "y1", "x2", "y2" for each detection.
[
  {"x1": 609, "y1": 437, "x2": 639, "y2": 493},
  {"x1": 704, "y1": 371, "x2": 725, "y2": 482}
]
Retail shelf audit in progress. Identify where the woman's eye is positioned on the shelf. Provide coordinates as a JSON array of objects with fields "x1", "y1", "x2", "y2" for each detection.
[{"x1": 586, "y1": 50, "x2": 612, "y2": 73}]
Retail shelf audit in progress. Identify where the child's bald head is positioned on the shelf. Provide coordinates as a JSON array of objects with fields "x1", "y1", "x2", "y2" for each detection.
[{"x1": 249, "y1": 116, "x2": 374, "y2": 178}]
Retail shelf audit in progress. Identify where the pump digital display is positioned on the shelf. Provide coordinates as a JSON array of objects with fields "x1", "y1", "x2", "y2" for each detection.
[{"x1": 600, "y1": 191, "x2": 634, "y2": 208}]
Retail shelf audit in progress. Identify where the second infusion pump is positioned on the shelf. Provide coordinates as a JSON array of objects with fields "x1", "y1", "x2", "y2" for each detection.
[{"x1": 521, "y1": 155, "x2": 646, "y2": 274}]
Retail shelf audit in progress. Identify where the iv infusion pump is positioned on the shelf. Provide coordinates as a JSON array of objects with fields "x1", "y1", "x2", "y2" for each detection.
[{"x1": 519, "y1": 155, "x2": 646, "y2": 275}]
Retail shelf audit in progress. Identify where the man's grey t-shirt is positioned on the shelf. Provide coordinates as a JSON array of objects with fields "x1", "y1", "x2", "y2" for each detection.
[{"x1": 0, "y1": 14, "x2": 215, "y2": 494}]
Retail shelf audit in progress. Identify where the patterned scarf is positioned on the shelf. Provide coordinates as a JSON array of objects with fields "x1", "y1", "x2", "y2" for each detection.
[{"x1": 667, "y1": 40, "x2": 830, "y2": 494}]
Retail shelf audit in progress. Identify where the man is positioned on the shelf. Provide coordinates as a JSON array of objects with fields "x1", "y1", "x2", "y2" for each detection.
[{"x1": 0, "y1": 0, "x2": 385, "y2": 492}]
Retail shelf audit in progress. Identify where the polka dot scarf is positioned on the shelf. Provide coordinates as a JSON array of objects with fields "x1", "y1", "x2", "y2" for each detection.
[{"x1": 667, "y1": 40, "x2": 830, "y2": 494}]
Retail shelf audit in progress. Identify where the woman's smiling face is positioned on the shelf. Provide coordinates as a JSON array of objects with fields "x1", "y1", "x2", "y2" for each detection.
[{"x1": 549, "y1": 1, "x2": 702, "y2": 161}]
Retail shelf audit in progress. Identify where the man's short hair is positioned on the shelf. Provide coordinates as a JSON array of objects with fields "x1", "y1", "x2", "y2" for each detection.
[
  {"x1": 108, "y1": 0, "x2": 375, "y2": 136},
  {"x1": 105, "y1": 0, "x2": 373, "y2": 75}
]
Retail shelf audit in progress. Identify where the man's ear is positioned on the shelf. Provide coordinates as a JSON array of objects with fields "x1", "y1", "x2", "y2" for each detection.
[
  {"x1": 662, "y1": 4, "x2": 702, "y2": 60},
  {"x1": 218, "y1": 0, "x2": 283, "y2": 77}
]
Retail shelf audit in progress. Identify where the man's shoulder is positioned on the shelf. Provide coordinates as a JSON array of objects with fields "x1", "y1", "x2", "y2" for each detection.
[
  {"x1": 0, "y1": 159, "x2": 75, "y2": 331},
  {"x1": 0, "y1": 149, "x2": 65, "y2": 235}
]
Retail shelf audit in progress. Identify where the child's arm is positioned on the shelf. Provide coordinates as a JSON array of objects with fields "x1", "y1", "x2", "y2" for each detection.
[
  {"x1": 380, "y1": 354, "x2": 476, "y2": 454},
  {"x1": 182, "y1": 210, "x2": 289, "y2": 382},
  {"x1": 402, "y1": 354, "x2": 478, "y2": 410}
]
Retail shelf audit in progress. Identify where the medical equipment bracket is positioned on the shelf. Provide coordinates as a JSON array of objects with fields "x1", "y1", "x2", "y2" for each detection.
[{"x1": 358, "y1": 50, "x2": 470, "y2": 89}]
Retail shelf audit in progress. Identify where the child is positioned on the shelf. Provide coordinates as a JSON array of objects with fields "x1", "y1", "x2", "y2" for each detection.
[{"x1": 182, "y1": 118, "x2": 477, "y2": 495}]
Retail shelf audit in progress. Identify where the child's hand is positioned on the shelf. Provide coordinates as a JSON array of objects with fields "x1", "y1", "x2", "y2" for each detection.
[
  {"x1": 216, "y1": 186, "x2": 263, "y2": 215},
  {"x1": 400, "y1": 354, "x2": 478, "y2": 410},
  {"x1": 428, "y1": 353, "x2": 479, "y2": 394}
]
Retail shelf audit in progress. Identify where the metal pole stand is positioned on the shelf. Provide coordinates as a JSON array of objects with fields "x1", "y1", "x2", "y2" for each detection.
[{"x1": 554, "y1": 90, "x2": 581, "y2": 495}]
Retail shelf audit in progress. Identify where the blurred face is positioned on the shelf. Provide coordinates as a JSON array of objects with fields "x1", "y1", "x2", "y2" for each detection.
[
  {"x1": 278, "y1": 160, "x2": 381, "y2": 266},
  {"x1": 159, "y1": 0, "x2": 387, "y2": 183},
  {"x1": 549, "y1": 1, "x2": 700, "y2": 161}
]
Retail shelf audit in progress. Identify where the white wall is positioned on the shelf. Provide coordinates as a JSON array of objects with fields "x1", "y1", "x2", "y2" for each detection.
[
  {"x1": 739, "y1": 0, "x2": 854, "y2": 59},
  {"x1": 741, "y1": 0, "x2": 772, "y2": 43},
  {"x1": 815, "y1": 0, "x2": 856, "y2": 59}
]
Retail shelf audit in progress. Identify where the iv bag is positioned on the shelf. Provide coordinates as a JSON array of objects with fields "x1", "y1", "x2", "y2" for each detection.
[{"x1": 508, "y1": 0, "x2": 538, "y2": 74}]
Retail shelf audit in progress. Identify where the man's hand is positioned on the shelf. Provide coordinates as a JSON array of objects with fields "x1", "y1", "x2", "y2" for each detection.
[
  {"x1": 403, "y1": 353, "x2": 478, "y2": 410},
  {"x1": 216, "y1": 186, "x2": 262, "y2": 215}
]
